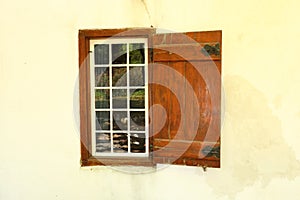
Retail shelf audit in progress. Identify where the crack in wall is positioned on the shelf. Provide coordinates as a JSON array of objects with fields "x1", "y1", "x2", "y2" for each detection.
[{"x1": 140, "y1": 0, "x2": 152, "y2": 26}]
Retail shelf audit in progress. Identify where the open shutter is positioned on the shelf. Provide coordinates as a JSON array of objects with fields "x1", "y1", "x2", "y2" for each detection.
[{"x1": 149, "y1": 31, "x2": 221, "y2": 168}]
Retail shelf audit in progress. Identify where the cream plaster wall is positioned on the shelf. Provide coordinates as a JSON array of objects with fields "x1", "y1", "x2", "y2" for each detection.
[{"x1": 1, "y1": 0, "x2": 300, "y2": 199}]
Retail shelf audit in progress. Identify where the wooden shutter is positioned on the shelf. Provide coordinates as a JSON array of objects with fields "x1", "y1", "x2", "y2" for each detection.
[{"x1": 149, "y1": 31, "x2": 221, "y2": 168}]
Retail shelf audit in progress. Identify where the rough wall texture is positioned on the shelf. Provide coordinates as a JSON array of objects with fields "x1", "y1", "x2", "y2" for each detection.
[{"x1": 1, "y1": 0, "x2": 300, "y2": 199}]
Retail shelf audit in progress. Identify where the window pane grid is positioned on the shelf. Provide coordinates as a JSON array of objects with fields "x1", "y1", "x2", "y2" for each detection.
[{"x1": 90, "y1": 38, "x2": 148, "y2": 157}]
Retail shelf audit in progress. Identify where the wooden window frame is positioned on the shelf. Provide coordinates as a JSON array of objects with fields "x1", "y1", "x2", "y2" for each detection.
[
  {"x1": 79, "y1": 28, "x2": 155, "y2": 166},
  {"x1": 79, "y1": 28, "x2": 221, "y2": 168}
]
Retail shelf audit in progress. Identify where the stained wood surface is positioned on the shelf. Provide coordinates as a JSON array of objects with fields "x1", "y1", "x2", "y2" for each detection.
[{"x1": 151, "y1": 31, "x2": 221, "y2": 167}]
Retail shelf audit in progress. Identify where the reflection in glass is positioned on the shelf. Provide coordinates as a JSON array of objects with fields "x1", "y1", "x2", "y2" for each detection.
[
  {"x1": 95, "y1": 89, "x2": 110, "y2": 109},
  {"x1": 129, "y1": 67, "x2": 144, "y2": 86},
  {"x1": 113, "y1": 89, "x2": 127, "y2": 108},
  {"x1": 95, "y1": 67, "x2": 109, "y2": 87},
  {"x1": 96, "y1": 133, "x2": 111, "y2": 153},
  {"x1": 129, "y1": 43, "x2": 145, "y2": 64},
  {"x1": 113, "y1": 111, "x2": 128, "y2": 130},
  {"x1": 94, "y1": 44, "x2": 109, "y2": 64},
  {"x1": 96, "y1": 111, "x2": 110, "y2": 130},
  {"x1": 113, "y1": 133, "x2": 128, "y2": 153},
  {"x1": 112, "y1": 44, "x2": 127, "y2": 64},
  {"x1": 130, "y1": 89, "x2": 145, "y2": 108},
  {"x1": 130, "y1": 133, "x2": 146, "y2": 153},
  {"x1": 130, "y1": 111, "x2": 145, "y2": 131},
  {"x1": 112, "y1": 67, "x2": 127, "y2": 86}
]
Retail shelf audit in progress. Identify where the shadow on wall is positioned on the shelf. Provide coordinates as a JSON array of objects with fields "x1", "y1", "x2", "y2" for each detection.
[{"x1": 207, "y1": 75, "x2": 300, "y2": 197}]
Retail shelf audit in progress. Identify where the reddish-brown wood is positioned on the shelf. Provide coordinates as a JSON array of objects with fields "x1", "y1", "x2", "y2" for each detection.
[
  {"x1": 153, "y1": 140, "x2": 220, "y2": 160},
  {"x1": 153, "y1": 44, "x2": 221, "y2": 62},
  {"x1": 184, "y1": 61, "x2": 221, "y2": 142},
  {"x1": 79, "y1": 28, "x2": 156, "y2": 39},
  {"x1": 149, "y1": 84, "x2": 170, "y2": 139},
  {"x1": 151, "y1": 31, "x2": 221, "y2": 168},
  {"x1": 81, "y1": 157, "x2": 155, "y2": 167},
  {"x1": 173, "y1": 158, "x2": 220, "y2": 168},
  {"x1": 167, "y1": 62, "x2": 185, "y2": 140},
  {"x1": 79, "y1": 33, "x2": 90, "y2": 164}
]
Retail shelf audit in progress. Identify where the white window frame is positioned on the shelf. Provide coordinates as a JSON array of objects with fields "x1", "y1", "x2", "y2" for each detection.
[{"x1": 89, "y1": 38, "x2": 149, "y2": 157}]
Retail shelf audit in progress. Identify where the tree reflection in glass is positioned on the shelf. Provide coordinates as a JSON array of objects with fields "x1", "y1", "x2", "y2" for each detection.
[
  {"x1": 129, "y1": 67, "x2": 144, "y2": 86},
  {"x1": 130, "y1": 89, "x2": 145, "y2": 109},
  {"x1": 95, "y1": 67, "x2": 109, "y2": 87},
  {"x1": 112, "y1": 44, "x2": 127, "y2": 64},
  {"x1": 129, "y1": 43, "x2": 145, "y2": 64},
  {"x1": 95, "y1": 89, "x2": 110, "y2": 109},
  {"x1": 112, "y1": 67, "x2": 127, "y2": 86}
]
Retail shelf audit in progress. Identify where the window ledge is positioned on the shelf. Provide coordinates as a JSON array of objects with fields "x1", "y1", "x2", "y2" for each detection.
[{"x1": 81, "y1": 156, "x2": 155, "y2": 167}]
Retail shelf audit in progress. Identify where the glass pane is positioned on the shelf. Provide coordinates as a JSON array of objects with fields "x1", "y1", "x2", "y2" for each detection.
[
  {"x1": 113, "y1": 133, "x2": 128, "y2": 153},
  {"x1": 129, "y1": 67, "x2": 144, "y2": 86},
  {"x1": 96, "y1": 111, "x2": 110, "y2": 130},
  {"x1": 95, "y1": 67, "x2": 109, "y2": 87},
  {"x1": 112, "y1": 67, "x2": 127, "y2": 86},
  {"x1": 130, "y1": 89, "x2": 145, "y2": 108},
  {"x1": 112, "y1": 44, "x2": 127, "y2": 64},
  {"x1": 113, "y1": 111, "x2": 128, "y2": 130},
  {"x1": 130, "y1": 133, "x2": 146, "y2": 153},
  {"x1": 130, "y1": 111, "x2": 145, "y2": 131},
  {"x1": 112, "y1": 89, "x2": 127, "y2": 108},
  {"x1": 129, "y1": 43, "x2": 145, "y2": 64},
  {"x1": 95, "y1": 89, "x2": 110, "y2": 109},
  {"x1": 96, "y1": 133, "x2": 111, "y2": 153},
  {"x1": 94, "y1": 44, "x2": 109, "y2": 64}
]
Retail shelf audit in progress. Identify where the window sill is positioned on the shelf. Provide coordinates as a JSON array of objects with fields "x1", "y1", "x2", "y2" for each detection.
[{"x1": 81, "y1": 156, "x2": 155, "y2": 167}]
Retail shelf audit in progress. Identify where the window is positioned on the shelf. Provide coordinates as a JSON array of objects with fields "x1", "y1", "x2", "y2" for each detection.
[
  {"x1": 90, "y1": 38, "x2": 149, "y2": 157},
  {"x1": 79, "y1": 28, "x2": 221, "y2": 168}
]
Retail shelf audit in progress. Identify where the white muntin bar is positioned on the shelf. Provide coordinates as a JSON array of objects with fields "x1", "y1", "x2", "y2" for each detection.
[{"x1": 90, "y1": 38, "x2": 149, "y2": 157}]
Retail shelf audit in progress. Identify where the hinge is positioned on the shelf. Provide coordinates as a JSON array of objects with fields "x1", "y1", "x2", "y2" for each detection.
[
  {"x1": 201, "y1": 146, "x2": 220, "y2": 158},
  {"x1": 201, "y1": 43, "x2": 220, "y2": 56}
]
